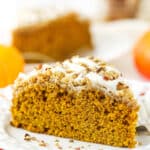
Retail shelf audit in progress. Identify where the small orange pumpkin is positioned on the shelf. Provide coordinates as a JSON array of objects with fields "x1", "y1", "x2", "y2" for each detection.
[
  {"x1": 133, "y1": 32, "x2": 150, "y2": 79},
  {"x1": 0, "y1": 45, "x2": 24, "y2": 87}
]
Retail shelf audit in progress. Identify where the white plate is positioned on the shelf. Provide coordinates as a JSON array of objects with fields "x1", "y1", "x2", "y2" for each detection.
[{"x1": 0, "y1": 82, "x2": 149, "y2": 150}]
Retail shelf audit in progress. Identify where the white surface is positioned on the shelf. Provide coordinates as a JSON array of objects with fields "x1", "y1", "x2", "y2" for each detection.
[
  {"x1": 91, "y1": 20, "x2": 150, "y2": 62},
  {"x1": 0, "y1": 80, "x2": 150, "y2": 150},
  {"x1": 0, "y1": 0, "x2": 17, "y2": 44},
  {"x1": 16, "y1": 0, "x2": 108, "y2": 23}
]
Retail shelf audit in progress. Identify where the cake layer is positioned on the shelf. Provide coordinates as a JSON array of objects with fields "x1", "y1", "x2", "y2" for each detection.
[
  {"x1": 11, "y1": 56, "x2": 139, "y2": 148},
  {"x1": 12, "y1": 14, "x2": 92, "y2": 61}
]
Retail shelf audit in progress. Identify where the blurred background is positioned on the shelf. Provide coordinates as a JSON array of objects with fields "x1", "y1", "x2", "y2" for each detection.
[{"x1": 0, "y1": 0, "x2": 150, "y2": 88}]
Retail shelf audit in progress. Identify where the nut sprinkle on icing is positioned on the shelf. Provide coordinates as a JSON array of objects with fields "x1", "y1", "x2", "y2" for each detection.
[
  {"x1": 24, "y1": 133, "x2": 48, "y2": 147},
  {"x1": 16, "y1": 56, "x2": 132, "y2": 98}
]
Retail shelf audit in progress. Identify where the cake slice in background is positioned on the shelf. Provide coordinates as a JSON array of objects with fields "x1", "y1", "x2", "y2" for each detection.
[
  {"x1": 10, "y1": 0, "x2": 104, "y2": 62},
  {"x1": 12, "y1": 6, "x2": 93, "y2": 62},
  {"x1": 11, "y1": 56, "x2": 139, "y2": 148},
  {"x1": 1, "y1": 0, "x2": 150, "y2": 63}
]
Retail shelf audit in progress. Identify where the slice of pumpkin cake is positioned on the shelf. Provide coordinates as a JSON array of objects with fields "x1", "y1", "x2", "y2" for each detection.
[
  {"x1": 12, "y1": 8, "x2": 92, "y2": 62},
  {"x1": 11, "y1": 56, "x2": 139, "y2": 148}
]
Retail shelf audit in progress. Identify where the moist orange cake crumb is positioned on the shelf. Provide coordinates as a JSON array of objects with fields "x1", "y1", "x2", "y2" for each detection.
[{"x1": 11, "y1": 56, "x2": 139, "y2": 148}]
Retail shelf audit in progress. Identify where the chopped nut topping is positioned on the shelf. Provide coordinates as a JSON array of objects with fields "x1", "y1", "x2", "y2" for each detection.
[
  {"x1": 55, "y1": 142, "x2": 62, "y2": 150},
  {"x1": 93, "y1": 58, "x2": 102, "y2": 63},
  {"x1": 73, "y1": 78, "x2": 91, "y2": 87},
  {"x1": 75, "y1": 147, "x2": 80, "y2": 150},
  {"x1": 61, "y1": 77, "x2": 69, "y2": 83},
  {"x1": 117, "y1": 82, "x2": 129, "y2": 90},
  {"x1": 139, "y1": 92, "x2": 145, "y2": 96},
  {"x1": 24, "y1": 133, "x2": 32, "y2": 141},
  {"x1": 45, "y1": 67, "x2": 51, "y2": 71},
  {"x1": 55, "y1": 72, "x2": 65, "y2": 79},
  {"x1": 66, "y1": 69, "x2": 73, "y2": 73},
  {"x1": 73, "y1": 81, "x2": 84, "y2": 87},
  {"x1": 80, "y1": 63, "x2": 90, "y2": 70},
  {"x1": 103, "y1": 76, "x2": 109, "y2": 81},
  {"x1": 55, "y1": 139, "x2": 59, "y2": 142},
  {"x1": 103, "y1": 71, "x2": 119, "y2": 81},
  {"x1": 88, "y1": 56, "x2": 94, "y2": 60},
  {"x1": 85, "y1": 78, "x2": 92, "y2": 86},
  {"x1": 72, "y1": 73, "x2": 78, "y2": 79},
  {"x1": 39, "y1": 140, "x2": 47, "y2": 147},
  {"x1": 24, "y1": 133, "x2": 48, "y2": 147},
  {"x1": 98, "y1": 62, "x2": 106, "y2": 67},
  {"x1": 16, "y1": 56, "x2": 128, "y2": 99},
  {"x1": 35, "y1": 64, "x2": 43, "y2": 70},
  {"x1": 69, "y1": 139, "x2": 74, "y2": 142},
  {"x1": 96, "y1": 67, "x2": 106, "y2": 73}
]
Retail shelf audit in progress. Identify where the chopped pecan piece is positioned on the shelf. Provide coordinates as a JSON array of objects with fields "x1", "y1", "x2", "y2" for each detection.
[
  {"x1": 117, "y1": 82, "x2": 129, "y2": 90},
  {"x1": 103, "y1": 71, "x2": 119, "y2": 80}
]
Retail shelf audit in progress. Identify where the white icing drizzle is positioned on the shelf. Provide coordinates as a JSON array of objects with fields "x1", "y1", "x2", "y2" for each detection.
[
  {"x1": 16, "y1": 56, "x2": 128, "y2": 95},
  {"x1": 71, "y1": 56, "x2": 96, "y2": 68},
  {"x1": 63, "y1": 60, "x2": 85, "y2": 73},
  {"x1": 86, "y1": 72, "x2": 122, "y2": 92}
]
